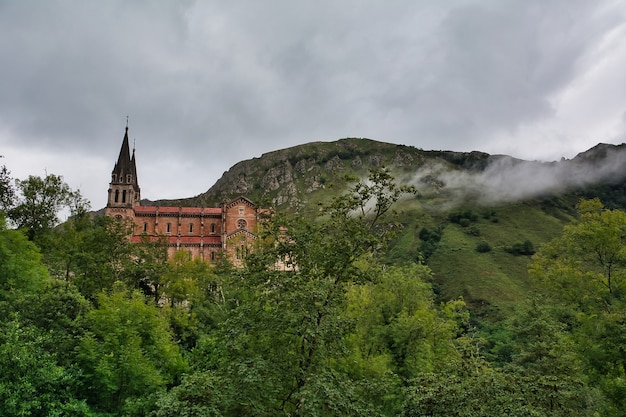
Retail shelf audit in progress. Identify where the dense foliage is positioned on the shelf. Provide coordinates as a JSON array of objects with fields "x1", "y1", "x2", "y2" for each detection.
[{"x1": 1, "y1": 163, "x2": 625, "y2": 415}]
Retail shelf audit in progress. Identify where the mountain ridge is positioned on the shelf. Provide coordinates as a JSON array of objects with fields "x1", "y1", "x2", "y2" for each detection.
[{"x1": 151, "y1": 138, "x2": 626, "y2": 211}]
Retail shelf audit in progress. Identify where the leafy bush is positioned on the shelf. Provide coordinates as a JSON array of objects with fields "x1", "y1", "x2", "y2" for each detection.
[
  {"x1": 505, "y1": 240, "x2": 535, "y2": 256},
  {"x1": 476, "y1": 241, "x2": 492, "y2": 253},
  {"x1": 459, "y1": 218, "x2": 471, "y2": 227},
  {"x1": 419, "y1": 226, "x2": 444, "y2": 261},
  {"x1": 449, "y1": 210, "x2": 478, "y2": 225}
]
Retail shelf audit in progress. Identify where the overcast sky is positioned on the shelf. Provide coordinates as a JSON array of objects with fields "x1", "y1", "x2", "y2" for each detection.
[{"x1": 1, "y1": 0, "x2": 626, "y2": 211}]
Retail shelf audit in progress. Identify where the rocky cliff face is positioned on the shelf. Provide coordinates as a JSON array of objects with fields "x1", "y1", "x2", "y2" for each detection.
[
  {"x1": 176, "y1": 138, "x2": 449, "y2": 208},
  {"x1": 155, "y1": 138, "x2": 626, "y2": 211}
]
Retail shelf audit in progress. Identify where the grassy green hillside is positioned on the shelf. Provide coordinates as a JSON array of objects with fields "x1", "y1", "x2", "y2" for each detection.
[{"x1": 380, "y1": 197, "x2": 572, "y2": 317}]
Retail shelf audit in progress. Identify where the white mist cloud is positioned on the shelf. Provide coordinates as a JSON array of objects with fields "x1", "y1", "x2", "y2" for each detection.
[{"x1": 411, "y1": 144, "x2": 626, "y2": 206}]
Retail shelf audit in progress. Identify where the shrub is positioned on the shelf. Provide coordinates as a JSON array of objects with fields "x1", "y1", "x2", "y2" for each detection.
[
  {"x1": 449, "y1": 209, "x2": 478, "y2": 225},
  {"x1": 459, "y1": 218, "x2": 471, "y2": 227},
  {"x1": 476, "y1": 241, "x2": 492, "y2": 253},
  {"x1": 505, "y1": 240, "x2": 535, "y2": 256},
  {"x1": 419, "y1": 226, "x2": 444, "y2": 261}
]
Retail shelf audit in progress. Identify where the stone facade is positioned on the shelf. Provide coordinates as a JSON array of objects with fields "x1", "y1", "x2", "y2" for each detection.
[{"x1": 105, "y1": 127, "x2": 258, "y2": 265}]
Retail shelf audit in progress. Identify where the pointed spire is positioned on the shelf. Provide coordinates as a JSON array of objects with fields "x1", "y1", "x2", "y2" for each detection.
[
  {"x1": 113, "y1": 126, "x2": 132, "y2": 178},
  {"x1": 131, "y1": 140, "x2": 139, "y2": 191}
]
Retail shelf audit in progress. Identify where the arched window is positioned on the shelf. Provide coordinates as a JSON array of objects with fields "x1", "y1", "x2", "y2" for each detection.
[
  {"x1": 143, "y1": 223, "x2": 148, "y2": 233},
  {"x1": 122, "y1": 190, "x2": 127, "y2": 203},
  {"x1": 210, "y1": 223, "x2": 215, "y2": 234},
  {"x1": 189, "y1": 223, "x2": 193, "y2": 233},
  {"x1": 166, "y1": 223, "x2": 171, "y2": 233},
  {"x1": 114, "y1": 189, "x2": 119, "y2": 203}
]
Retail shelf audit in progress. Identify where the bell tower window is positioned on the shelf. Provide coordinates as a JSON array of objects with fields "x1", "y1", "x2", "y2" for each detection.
[
  {"x1": 114, "y1": 189, "x2": 119, "y2": 203},
  {"x1": 122, "y1": 190, "x2": 127, "y2": 203}
]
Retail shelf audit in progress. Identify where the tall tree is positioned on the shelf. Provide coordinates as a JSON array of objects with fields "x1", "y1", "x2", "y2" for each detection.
[
  {"x1": 0, "y1": 216, "x2": 48, "y2": 314},
  {"x1": 530, "y1": 198, "x2": 626, "y2": 415},
  {"x1": 0, "y1": 161, "x2": 15, "y2": 213},
  {"x1": 0, "y1": 318, "x2": 91, "y2": 416},
  {"x1": 531, "y1": 198, "x2": 626, "y2": 313},
  {"x1": 344, "y1": 264, "x2": 467, "y2": 380},
  {"x1": 8, "y1": 173, "x2": 85, "y2": 241},
  {"x1": 402, "y1": 332, "x2": 594, "y2": 417},
  {"x1": 77, "y1": 283, "x2": 187, "y2": 416}
]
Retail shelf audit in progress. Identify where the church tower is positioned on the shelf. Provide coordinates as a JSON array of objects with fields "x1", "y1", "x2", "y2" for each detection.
[{"x1": 105, "y1": 126, "x2": 141, "y2": 220}]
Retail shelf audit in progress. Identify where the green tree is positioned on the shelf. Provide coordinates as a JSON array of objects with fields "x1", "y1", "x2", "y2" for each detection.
[
  {"x1": 344, "y1": 264, "x2": 467, "y2": 380},
  {"x1": 0, "y1": 161, "x2": 15, "y2": 213},
  {"x1": 161, "y1": 249, "x2": 221, "y2": 351},
  {"x1": 0, "y1": 216, "x2": 48, "y2": 314},
  {"x1": 129, "y1": 234, "x2": 170, "y2": 303},
  {"x1": 0, "y1": 318, "x2": 91, "y2": 416},
  {"x1": 154, "y1": 371, "x2": 225, "y2": 417},
  {"x1": 530, "y1": 198, "x2": 626, "y2": 415},
  {"x1": 8, "y1": 173, "x2": 87, "y2": 241},
  {"x1": 402, "y1": 334, "x2": 594, "y2": 417},
  {"x1": 0, "y1": 215, "x2": 92, "y2": 415},
  {"x1": 78, "y1": 283, "x2": 187, "y2": 416},
  {"x1": 531, "y1": 198, "x2": 626, "y2": 312},
  {"x1": 43, "y1": 215, "x2": 136, "y2": 301}
]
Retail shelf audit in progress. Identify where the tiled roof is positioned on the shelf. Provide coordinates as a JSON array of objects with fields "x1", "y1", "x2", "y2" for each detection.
[
  {"x1": 224, "y1": 196, "x2": 256, "y2": 209},
  {"x1": 134, "y1": 206, "x2": 223, "y2": 216},
  {"x1": 181, "y1": 207, "x2": 202, "y2": 214},
  {"x1": 135, "y1": 206, "x2": 157, "y2": 213},
  {"x1": 158, "y1": 206, "x2": 179, "y2": 213}
]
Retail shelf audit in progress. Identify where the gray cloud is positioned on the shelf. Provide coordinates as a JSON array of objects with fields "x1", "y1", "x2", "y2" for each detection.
[{"x1": 1, "y1": 0, "x2": 625, "y2": 210}]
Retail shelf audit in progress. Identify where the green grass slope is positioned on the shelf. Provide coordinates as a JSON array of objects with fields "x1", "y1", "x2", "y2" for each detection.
[{"x1": 384, "y1": 199, "x2": 572, "y2": 318}]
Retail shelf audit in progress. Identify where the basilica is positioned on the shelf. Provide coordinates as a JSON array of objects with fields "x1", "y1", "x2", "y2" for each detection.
[{"x1": 104, "y1": 126, "x2": 258, "y2": 264}]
